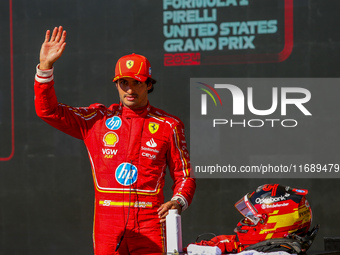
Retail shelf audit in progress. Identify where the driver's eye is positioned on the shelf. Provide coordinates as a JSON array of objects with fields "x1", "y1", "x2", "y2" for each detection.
[{"x1": 119, "y1": 80, "x2": 128, "y2": 85}]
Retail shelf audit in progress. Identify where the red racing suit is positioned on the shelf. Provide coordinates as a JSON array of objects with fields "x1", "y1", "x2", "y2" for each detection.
[{"x1": 34, "y1": 66, "x2": 196, "y2": 255}]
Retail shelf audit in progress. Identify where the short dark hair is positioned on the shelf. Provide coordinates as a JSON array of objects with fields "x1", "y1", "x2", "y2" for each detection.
[{"x1": 146, "y1": 78, "x2": 157, "y2": 94}]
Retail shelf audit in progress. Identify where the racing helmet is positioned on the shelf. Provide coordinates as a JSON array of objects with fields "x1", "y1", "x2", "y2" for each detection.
[{"x1": 234, "y1": 184, "x2": 312, "y2": 246}]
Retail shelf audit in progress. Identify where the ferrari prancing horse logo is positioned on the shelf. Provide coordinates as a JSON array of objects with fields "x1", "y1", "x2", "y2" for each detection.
[
  {"x1": 148, "y1": 122, "x2": 159, "y2": 134},
  {"x1": 126, "y1": 60, "x2": 134, "y2": 69}
]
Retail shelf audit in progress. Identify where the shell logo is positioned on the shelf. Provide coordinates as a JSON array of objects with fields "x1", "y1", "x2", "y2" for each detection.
[{"x1": 103, "y1": 132, "x2": 119, "y2": 147}]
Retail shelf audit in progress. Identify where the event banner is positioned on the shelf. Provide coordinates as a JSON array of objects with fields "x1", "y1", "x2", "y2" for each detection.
[
  {"x1": 163, "y1": 0, "x2": 293, "y2": 66},
  {"x1": 190, "y1": 78, "x2": 340, "y2": 178}
]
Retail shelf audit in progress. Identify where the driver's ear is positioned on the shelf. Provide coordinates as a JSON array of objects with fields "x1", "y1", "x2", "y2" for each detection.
[{"x1": 147, "y1": 82, "x2": 152, "y2": 91}]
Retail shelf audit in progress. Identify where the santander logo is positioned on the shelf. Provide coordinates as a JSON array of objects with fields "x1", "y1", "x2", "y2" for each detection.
[{"x1": 146, "y1": 138, "x2": 157, "y2": 148}]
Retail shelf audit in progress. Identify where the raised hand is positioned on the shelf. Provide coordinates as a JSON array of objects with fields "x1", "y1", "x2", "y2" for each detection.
[{"x1": 39, "y1": 26, "x2": 66, "y2": 70}]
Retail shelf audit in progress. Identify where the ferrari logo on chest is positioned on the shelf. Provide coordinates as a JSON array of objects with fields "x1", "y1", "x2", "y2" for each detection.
[
  {"x1": 126, "y1": 60, "x2": 134, "y2": 69},
  {"x1": 148, "y1": 122, "x2": 159, "y2": 134}
]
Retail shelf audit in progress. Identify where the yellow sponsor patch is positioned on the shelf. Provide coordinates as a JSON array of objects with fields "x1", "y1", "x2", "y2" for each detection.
[
  {"x1": 126, "y1": 60, "x2": 134, "y2": 69},
  {"x1": 103, "y1": 132, "x2": 119, "y2": 147},
  {"x1": 148, "y1": 122, "x2": 160, "y2": 134}
]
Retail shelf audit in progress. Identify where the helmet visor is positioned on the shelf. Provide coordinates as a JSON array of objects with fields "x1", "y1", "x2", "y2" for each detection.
[{"x1": 235, "y1": 193, "x2": 260, "y2": 225}]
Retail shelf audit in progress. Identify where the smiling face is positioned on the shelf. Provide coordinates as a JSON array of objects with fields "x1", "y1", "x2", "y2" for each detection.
[{"x1": 115, "y1": 78, "x2": 152, "y2": 109}]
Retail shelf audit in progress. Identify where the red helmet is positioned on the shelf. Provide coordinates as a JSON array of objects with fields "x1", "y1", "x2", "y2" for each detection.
[{"x1": 234, "y1": 184, "x2": 312, "y2": 246}]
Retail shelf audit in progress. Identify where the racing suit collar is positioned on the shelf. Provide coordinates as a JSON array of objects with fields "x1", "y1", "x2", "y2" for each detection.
[{"x1": 119, "y1": 101, "x2": 151, "y2": 118}]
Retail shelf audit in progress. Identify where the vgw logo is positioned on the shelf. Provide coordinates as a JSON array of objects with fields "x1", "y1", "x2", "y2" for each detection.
[{"x1": 196, "y1": 82, "x2": 312, "y2": 128}]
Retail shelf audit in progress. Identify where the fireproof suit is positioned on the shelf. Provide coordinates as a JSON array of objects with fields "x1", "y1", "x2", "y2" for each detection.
[{"x1": 34, "y1": 66, "x2": 196, "y2": 255}]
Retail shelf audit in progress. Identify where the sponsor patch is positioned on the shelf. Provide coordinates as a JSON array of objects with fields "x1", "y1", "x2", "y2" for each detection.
[
  {"x1": 99, "y1": 200, "x2": 152, "y2": 208},
  {"x1": 255, "y1": 193, "x2": 290, "y2": 204},
  {"x1": 103, "y1": 132, "x2": 119, "y2": 147},
  {"x1": 141, "y1": 146, "x2": 159, "y2": 153},
  {"x1": 261, "y1": 202, "x2": 289, "y2": 210},
  {"x1": 106, "y1": 116, "x2": 122, "y2": 130},
  {"x1": 148, "y1": 122, "x2": 159, "y2": 134},
  {"x1": 146, "y1": 138, "x2": 157, "y2": 148},
  {"x1": 102, "y1": 148, "x2": 118, "y2": 159},
  {"x1": 126, "y1": 60, "x2": 134, "y2": 69},
  {"x1": 115, "y1": 163, "x2": 138, "y2": 186},
  {"x1": 142, "y1": 152, "x2": 157, "y2": 160}
]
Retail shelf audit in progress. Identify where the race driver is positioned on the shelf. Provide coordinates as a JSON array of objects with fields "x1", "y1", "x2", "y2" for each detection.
[{"x1": 34, "y1": 26, "x2": 196, "y2": 255}]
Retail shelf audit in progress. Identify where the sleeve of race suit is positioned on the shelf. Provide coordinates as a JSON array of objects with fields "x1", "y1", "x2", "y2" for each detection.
[
  {"x1": 34, "y1": 65, "x2": 101, "y2": 140},
  {"x1": 167, "y1": 120, "x2": 196, "y2": 211}
]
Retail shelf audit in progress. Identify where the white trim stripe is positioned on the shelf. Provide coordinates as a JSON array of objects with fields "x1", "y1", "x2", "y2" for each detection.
[
  {"x1": 35, "y1": 64, "x2": 54, "y2": 83},
  {"x1": 35, "y1": 74, "x2": 54, "y2": 83}
]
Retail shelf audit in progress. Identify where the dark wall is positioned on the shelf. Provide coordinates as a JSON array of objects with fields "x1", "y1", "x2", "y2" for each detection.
[{"x1": 1, "y1": 0, "x2": 340, "y2": 254}]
